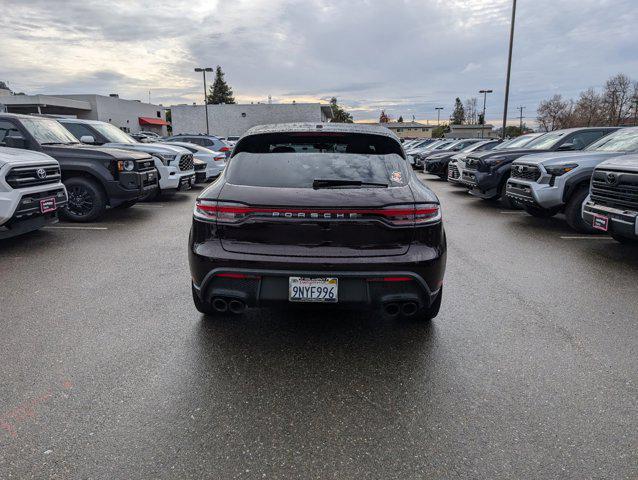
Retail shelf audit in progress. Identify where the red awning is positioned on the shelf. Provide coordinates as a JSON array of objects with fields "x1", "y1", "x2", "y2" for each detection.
[{"x1": 138, "y1": 117, "x2": 170, "y2": 126}]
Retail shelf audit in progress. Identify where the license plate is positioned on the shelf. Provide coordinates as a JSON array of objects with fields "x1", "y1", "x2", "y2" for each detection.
[
  {"x1": 592, "y1": 213, "x2": 609, "y2": 232},
  {"x1": 40, "y1": 197, "x2": 56, "y2": 213},
  {"x1": 289, "y1": 277, "x2": 338, "y2": 303},
  {"x1": 148, "y1": 172, "x2": 156, "y2": 181}
]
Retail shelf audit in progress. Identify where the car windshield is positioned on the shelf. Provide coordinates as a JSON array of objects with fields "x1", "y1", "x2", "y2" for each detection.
[
  {"x1": 523, "y1": 131, "x2": 567, "y2": 150},
  {"x1": 463, "y1": 141, "x2": 490, "y2": 152},
  {"x1": 92, "y1": 123, "x2": 137, "y2": 144},
  {"x1": 21, "y1": 117, "x2": 79, "y2": 145},
  {"x1": 498, "y1": 134, "x2": 540, "y2": 149},
  {"x1": 586, "y1": 129, "x2": 638, "y2": 152},
  {"x1": 227, "y1": 152, "x2": 408, "y2": 188}
]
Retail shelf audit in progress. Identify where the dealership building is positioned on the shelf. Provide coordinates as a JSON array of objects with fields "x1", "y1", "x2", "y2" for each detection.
[
  {"x1": 0, "y1": 93, "x2": 170, "y2": 135},
  {"x1": 170, "y1": 102, "x2": 333, "y2": 137}
]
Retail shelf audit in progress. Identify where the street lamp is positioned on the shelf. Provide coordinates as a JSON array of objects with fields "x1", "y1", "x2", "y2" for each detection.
[
  {"x1": 501, "y1": 0, "x2": 517, "y2": 139},
  {"x1": 194, "y1": 67, "x2": 214, "y2": 135},
  {"x1": 479, "y1": 89, "x2": 493, "y2": 138},
  {"x1": 435, "y1": 107, "x2": 444, "y2": 125}
]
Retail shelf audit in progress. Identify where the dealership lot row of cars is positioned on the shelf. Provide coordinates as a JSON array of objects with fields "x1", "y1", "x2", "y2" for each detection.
[
  {"x1": 407, "y1": 127, "x2": 638, "y2": 244},
  {"x1": 0, "y1": 113, "x2": 231, "y2": 238}
]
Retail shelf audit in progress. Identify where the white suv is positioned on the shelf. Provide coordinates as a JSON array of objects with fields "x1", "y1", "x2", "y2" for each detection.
[{"x1": 0, "y1": 147, "x2": 67, "y2": 239}]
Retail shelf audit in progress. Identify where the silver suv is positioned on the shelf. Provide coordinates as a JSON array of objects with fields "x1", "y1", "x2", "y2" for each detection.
[{"x1": 506, "y1": 127, "x2": 638, "y2": 232}]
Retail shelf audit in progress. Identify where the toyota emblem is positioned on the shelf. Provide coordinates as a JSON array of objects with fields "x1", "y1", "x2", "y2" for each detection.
[
  {"x1": 606, "y1": 172, "x2": 617, "y2": 185},
  {"x1": 36, "y1": 168, "x2": 47, "y2": 179}
]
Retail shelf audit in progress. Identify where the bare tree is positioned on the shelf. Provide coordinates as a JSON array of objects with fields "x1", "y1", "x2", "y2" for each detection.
[
  {"x1": 573, "y1": 88, "x2": 604, "y2": 126},
  {"x1": 602, "y1": 73, "x2": 634, "y2": 125},
  {"x1": 536, "y1": 95, "x2": 571, "y2": 131},
  {"x1": 464, "y1": 97, "x2": 478, "y2": 124}
]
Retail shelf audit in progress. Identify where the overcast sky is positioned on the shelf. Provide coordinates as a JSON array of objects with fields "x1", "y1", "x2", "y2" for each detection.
[{"x1": 1, "y1": 0, "x2": 636, "y2": 123}]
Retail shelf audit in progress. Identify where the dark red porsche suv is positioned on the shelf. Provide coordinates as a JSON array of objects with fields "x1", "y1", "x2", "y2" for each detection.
[{"x1": 189, "y1": 123, "x2": 446, "y2": 321}]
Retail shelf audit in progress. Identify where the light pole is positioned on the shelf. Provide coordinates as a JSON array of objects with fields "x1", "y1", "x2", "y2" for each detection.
[
  {"x1": 479, "y1": 89, "x2": 493, "y2": 138},
  {"x1": 435, "y1": 107, "x2": 444, "y2": 125},
  {"x1": 518, "y1": 106, "x2": 525, "y2": 132},
  {"x1": 501, "y1": 0, "x2": 517, "y2": 139},
  {"x1": 194, "y1": 67, "x2": 213, "y2": 134}
]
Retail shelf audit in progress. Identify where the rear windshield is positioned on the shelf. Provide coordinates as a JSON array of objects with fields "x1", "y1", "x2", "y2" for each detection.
[
  {"x1": 233, "y1": 132, "x2": 404, "y2": 158},
  {"x1": 226, "y1": 153, "x2": 408, "y2": 188}
]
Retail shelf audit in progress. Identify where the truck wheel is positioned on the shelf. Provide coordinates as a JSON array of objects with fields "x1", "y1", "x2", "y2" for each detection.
[
  {"x1": 611, "y1": 233, "x2": 638, "y2": 245},
  {"x1": 192, "y1": 283, "x2": 217, "y2": 316},
  {"x1": 565, "y1": 185, "x2": 595, "y2": 233},
  {"x1": 62, "y1": 177, "x2": 106, "y2": 222},
  {"x1": 423, "y1": 287, "x2": 443, "y2": 321},
  {"x1": 523, "y1": 205, "x2": 560, "y2": 218}
]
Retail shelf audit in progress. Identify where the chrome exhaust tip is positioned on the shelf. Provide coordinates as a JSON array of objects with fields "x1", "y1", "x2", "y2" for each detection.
[
  {"x1": 212, "y1": 298, "x2": 228, "y2": 313},
  {"x1": 228, "y1": 299, "x2": 246, "y2": 315},
  {"x1": 401, "y1": 301, "x2": 418, "y2": 317},
  {"x1": 384, "y1": 303, "x2": 400, "y2": 317}
]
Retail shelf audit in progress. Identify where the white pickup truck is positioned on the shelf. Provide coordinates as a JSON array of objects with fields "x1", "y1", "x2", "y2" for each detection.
[{"x1": 0, "y1": 147, "x2": 67, "y2": 239}]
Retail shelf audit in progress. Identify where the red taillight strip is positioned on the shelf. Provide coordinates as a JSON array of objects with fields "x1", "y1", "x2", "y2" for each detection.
[
  {"x1": 199, "y1": 205, "x2": 438, "y2": 217},
  {"x1": 215, "y1": 273, "x2": 261, "y2": 279}
]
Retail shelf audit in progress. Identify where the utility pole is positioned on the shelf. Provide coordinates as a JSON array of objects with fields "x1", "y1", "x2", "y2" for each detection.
[
  {"x1": 633, "y1": 97, "x2": 638, "y2": 126},
  {"x1": 518, "y1": 106, "x2": 525, "y2": 131},
  {"x1": 435, "y1": 107, "x2": 444, "y2": 125},
  {"x1": 479, "y1": 89, "x2": 493, "y2": 138},
  {"x1": 194, "y1": 67, "x2": 214, "y2": 135},
  {"x1": 501, "y1": 0, "x2": 517, "y2": 139}
]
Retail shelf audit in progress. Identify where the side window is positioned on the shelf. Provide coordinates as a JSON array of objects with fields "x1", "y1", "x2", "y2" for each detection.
[
  {"x1": 62, "y1": 123, "x2": 95, "y2": 141},
  {"x1": 568, "y1": 131, "x2": 606, "y2": 150},
  {"x1": 200, "y1": 139, "x2": 214, "y2": 147},
  {"x1": 0, "y1": 120, "x2": 21, "y2": 145}
]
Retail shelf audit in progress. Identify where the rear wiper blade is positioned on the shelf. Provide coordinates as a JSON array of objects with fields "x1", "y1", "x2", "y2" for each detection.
[{"x1": 312, "y1": 179, "x2": 388, "y2": 189}]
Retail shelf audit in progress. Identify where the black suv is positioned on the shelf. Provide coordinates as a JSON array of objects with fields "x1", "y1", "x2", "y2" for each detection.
[
  {"x1": 583, "y1": 154, "x2": 638, "y2": 244},
  {"x1": 189, "y1": 123, "x2": 447, "y2": 321},
  {"x1": 462, "y1": 127, "x2": 618, "y2": 207},
  {"x1": 0, "y1": 114, "x2": 158, "y2": 221}
]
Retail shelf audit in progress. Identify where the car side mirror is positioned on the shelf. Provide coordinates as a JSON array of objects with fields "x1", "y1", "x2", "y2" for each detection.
[
  {"x1": 4, "y1": 135, "x2": 26, "y2": 149},
  {"x1": 80, "y1": 135, "x2": 96, "y2": 144},
  {"x1": 557, "y1": 143, "x2": 575, "y2": 151}
]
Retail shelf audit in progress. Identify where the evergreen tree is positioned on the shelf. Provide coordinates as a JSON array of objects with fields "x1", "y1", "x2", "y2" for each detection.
[
  {"x1": 207, "y1": 66, "x2": 235, "y2": 104},
  {"x1": 397, "y1": 116, "x2": 404, "y2": 122},
  {"x1": 329, "y1": 97, "x2": 353, "y2": 123},
  {"x1": 379, "y1": 110, "x2": 390, "y2": 123},
  {"x1": 450, "y1": 97, "x2": 465, "y2": 125}
]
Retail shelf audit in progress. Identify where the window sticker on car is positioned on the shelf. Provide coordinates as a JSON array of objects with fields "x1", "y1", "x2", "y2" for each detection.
[{"x1": 391, "y1": 171, "x2": 402, "y2": 183}]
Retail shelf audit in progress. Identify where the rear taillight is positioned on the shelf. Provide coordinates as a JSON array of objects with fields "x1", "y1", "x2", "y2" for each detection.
[
  {"x1": 194, "y1": 201, "x2": 441, "y2": 225},
  {"x1": 213, "y1": 156, "x2": 225, "y2": 162},
  {"x1": 382, "y1": 204, "x2": 441, "y2": 226},
  {"x1": 194, "y1": 200, "x2": 248, "y2": 223},
  {"x1": 219, "y1": 146, "x2": 230, "y2": 152}
]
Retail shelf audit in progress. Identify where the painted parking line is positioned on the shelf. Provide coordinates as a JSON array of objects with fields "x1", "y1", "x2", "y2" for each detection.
[
  {"x1": 43, "y1": 226, "x2": 108, "y2": 230},
  {"x1": 499, "y1": 211, "x2": 528, "y2": 214},
  {"x1": 559, "y1": 235, "x2": 611, "y2": 240},
  {"x1": 131, "y1": 204, "x2": 165, "y2": 208}
]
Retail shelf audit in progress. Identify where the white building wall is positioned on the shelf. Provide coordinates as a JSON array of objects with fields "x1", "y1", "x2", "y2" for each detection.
[
  {"x1": 55, "y1": 94, "x2": 168, "y2": 135},
  {"x1": 170, "y1": 103, "x2": 329, "y2": 137}
]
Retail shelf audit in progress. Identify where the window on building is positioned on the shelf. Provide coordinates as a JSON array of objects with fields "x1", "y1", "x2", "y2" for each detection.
[{"x1": 156, "y1": 111, "x2": 161, "y2": 118}]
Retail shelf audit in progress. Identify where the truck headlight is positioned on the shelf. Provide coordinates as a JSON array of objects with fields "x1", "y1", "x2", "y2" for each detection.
[
  {"x1": 155, "y1": 154, "x2": 175, "y2": 166},
  {"x1": 546, "y1": 164, "x2": 578, "y2": 176},
  {"x1": 117, "y1": 160, "x2": 135, "y2": 172}
]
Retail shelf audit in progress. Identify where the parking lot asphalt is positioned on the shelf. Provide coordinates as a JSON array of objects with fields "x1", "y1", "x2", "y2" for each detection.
[{"x1": 1, "y1": 174, "x2": 636, "y2": 479}]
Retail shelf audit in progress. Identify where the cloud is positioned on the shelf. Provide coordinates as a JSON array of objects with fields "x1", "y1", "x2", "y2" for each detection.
[{"x1": 0, "y1": 0, "x2": 636, "y2": 123}]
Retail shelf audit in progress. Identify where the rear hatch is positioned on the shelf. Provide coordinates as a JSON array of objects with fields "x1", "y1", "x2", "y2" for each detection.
[{"x1": 214, "y1": 152, "x2": 417, "y2": 258}]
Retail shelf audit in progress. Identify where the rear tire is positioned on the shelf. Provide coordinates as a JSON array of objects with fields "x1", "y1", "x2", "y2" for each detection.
[
  {"x1": 611, "y1": 233, "x2": 638, "y2": 245},
  {"x1": 523, "y1": 205, "x2": 560, "y2": 218},
  {"x1": 423, "y1": 287, "x2": 443, "y2": 321},
  {"x1": 192, "y1": 283, "x2": 217, "y2": 316},
  {"x1": 61, "y1": 177, "x2": 106, "y2": 223},
  {"x1": 565, "y1": 185, "x2": 595, "y2": 233}
]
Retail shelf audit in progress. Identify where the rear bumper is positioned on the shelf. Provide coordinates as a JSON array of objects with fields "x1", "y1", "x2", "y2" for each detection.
[
  {"x1": 190, "y1": 236, "x2": 446, "y2": 310},
  {"x1": 582, "y1": 200, "x2": 638, "y2": 239}
]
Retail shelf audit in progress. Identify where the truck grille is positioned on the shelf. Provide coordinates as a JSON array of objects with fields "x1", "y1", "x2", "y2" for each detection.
[
  {"x1": 179, "y1": 154, "x2": 194, "y2": 171},
  {"x1": 448, "y1": 164, "x2": 460, "y2": 179},
  {"x1": 591, "y1": 169, "x2": 638, "y2": 210},
  {"x1": 135, "y1": 159, "x2": 155, "y2": 172},
  {"x1": 465, "y1": 158, "x2": 479, "y2": 171},
  {"x1": 511, "y1": 164, "x2": 541, "y2": 181},
  {"x1": 5, "y1": 164, "x2": 61, "y2": 189}
]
